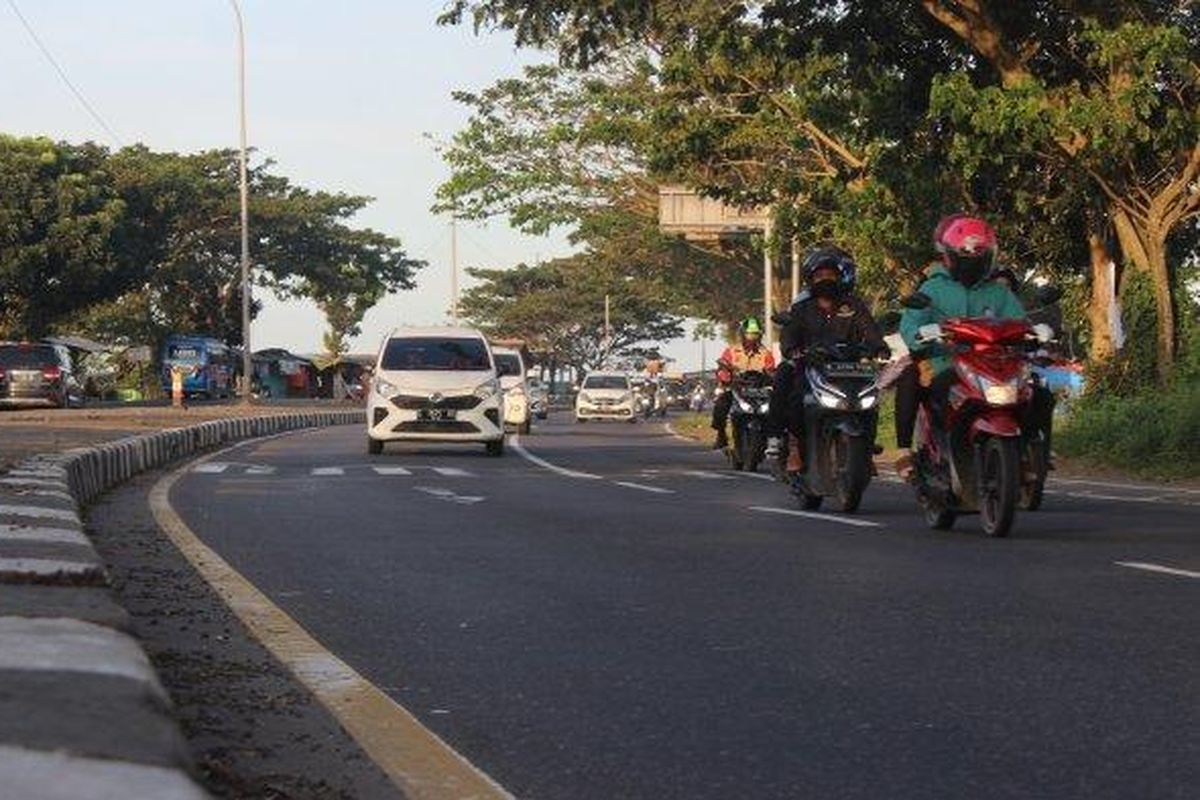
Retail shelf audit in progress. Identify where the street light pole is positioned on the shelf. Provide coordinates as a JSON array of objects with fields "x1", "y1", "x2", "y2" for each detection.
[
  {"x1": 230, "y1": 0, "x2": 252, "y2": 403},
  {"x1": 450, "y1": 215, "x2": 459, "y2": 323}
]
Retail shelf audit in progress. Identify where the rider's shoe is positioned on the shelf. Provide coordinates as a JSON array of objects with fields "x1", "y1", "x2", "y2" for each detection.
[
  {"x1": 894, "y1": 449, "x2": 915, "y2": 481},
  {"x1": 712, "y1": 431, "x2": 729, "y2": 450}
]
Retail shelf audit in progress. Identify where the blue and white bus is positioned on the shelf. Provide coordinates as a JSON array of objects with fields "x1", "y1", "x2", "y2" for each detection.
[{"x1": 161, "y1": 335, "x2": 235, "y2": 399}]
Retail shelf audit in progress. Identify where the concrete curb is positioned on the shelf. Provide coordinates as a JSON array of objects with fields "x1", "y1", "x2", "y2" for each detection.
[{"x1": 0, "y1": 408, "x2": 361, "y2": 798}]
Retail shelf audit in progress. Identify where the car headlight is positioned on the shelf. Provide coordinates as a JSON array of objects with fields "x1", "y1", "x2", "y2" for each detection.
[
  {"x1": 374, "y1": 376, "x2": 398, "y2": 396},
  {"x1": 474, "y1": 379, "x2": 500, "y2": 399},
  {"x1": 578, "y1": 392, "x2": 592, "y2": 405}
]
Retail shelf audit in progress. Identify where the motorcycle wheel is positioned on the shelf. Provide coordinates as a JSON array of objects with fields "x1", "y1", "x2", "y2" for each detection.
[
  {"x1": 801, "y1": 493, "x2": 823, "y2": 511},
  {"x1": 834, "y1": 434, "x2": 870, "y2": 513},
  {"x1": 745, "y1": 429, "x2": 763, "y2": 473},
  {"x1": 1020, "y1": 433, "x2": 1048, "y2": 511},
  {"x1": 924, "y1": 503, "x2": 956, "y2": 530},
  {"x1": 729, "y1": 427, "x2": 745, "y2": 471},
  {"x1": 980, "y1": 437, "x2": 1020, "y2": 537}
]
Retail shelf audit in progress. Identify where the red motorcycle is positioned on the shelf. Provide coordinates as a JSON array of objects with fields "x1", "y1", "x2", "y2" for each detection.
[{"x1": 905, "y1": 296, "x2": 1050, "y2": 537}]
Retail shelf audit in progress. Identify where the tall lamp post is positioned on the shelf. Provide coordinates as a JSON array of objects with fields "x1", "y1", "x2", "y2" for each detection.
[{"x1": 230, "y1": 0, "x2": 252, "y2": 402}]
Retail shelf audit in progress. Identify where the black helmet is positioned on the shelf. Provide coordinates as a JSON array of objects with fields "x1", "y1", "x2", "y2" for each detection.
[{"x1": 802, "y1": 246, "x2": 857, "y2": 296}]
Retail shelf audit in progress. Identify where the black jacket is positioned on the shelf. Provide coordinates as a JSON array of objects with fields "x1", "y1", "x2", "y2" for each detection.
[{"x1": 780, "y1": 295, "x2": 884, "y2": 358}]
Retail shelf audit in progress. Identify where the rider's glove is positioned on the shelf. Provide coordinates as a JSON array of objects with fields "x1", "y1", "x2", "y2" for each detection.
[
  {"x1": 917, "y1": 323, "x2": 942, "y2": 343},
  {"x1": 1032, "y1": 323, "x2": 1054, "y2": 343}
]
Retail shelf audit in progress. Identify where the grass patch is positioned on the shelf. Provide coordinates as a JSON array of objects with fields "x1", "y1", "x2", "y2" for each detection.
[
  {"x1": 671, "y1": 411, "x2": 712, "y2": 442},
  {"x1": 1058, "y1": 382, "x2": 1200, "y2": 480}
]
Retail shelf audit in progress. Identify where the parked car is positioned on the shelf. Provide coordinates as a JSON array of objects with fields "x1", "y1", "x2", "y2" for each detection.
[
  {"x1": 0, "y1": 342, "x2": 83, "y2": 409},
  {"x1": 366, "y1": 326, "x2": 505, "y2": 456},
  {"x1": 575, "y1": 371, "x2": 636, "y2": 422},
  {"x1": 493, "y1": 347, "x2": 532, "y2": 434}
]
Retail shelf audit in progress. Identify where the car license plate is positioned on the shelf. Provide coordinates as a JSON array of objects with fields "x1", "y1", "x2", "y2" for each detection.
[{"x1": 418, "y1": 408, "x2": 456, "y2": 421}]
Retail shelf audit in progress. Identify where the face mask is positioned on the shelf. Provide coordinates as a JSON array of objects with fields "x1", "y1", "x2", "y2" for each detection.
[
  {"x1": 811, "y1": 278, "x2": 842, "y2": 300},
  {"x1": 952, "y1": 255, "x2": 990, "y2": 287}
]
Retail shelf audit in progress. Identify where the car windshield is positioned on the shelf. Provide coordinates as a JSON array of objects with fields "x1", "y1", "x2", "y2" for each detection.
[
  {"x1": 494, "y1": 353, "x2": 522, "y2": 377},
  {"x1": 0, "y1": 344, "x2": 58, "y2": 367},
  {"x1": 381, "y1": 337, "x2": 491, "y2": 371},
  {"x1": 583, "y1": 375, "x2": 629, "y2": 390},
  {"x1": 166, "y1": 343, "x2": 205, "y2": 364}
]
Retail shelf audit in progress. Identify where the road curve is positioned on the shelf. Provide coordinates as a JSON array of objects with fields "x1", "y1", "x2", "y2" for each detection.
[{"x1": 163, "y1": 414, "x2": 1199, "y2": 800}]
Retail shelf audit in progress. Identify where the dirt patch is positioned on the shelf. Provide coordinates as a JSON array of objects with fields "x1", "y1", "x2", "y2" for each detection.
[{"x1": 87, "y1": 471, "x2": 404, "y2": 800}]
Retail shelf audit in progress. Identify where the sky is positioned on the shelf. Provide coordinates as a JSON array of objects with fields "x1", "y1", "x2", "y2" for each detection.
[{"x1": 0, "y1": 0, "x2": 720, "y2": 371}]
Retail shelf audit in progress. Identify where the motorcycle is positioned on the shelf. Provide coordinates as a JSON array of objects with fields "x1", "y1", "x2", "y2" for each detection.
[
  {"x1": 904, "y1": 293, "x2": 1053, "y2": 537},
  {"x1": 790, "y1": 342, "x2": 884, "y2": 513},
  {"x1": 721, "y1": 365, "x2": 772, "y2": 472}
]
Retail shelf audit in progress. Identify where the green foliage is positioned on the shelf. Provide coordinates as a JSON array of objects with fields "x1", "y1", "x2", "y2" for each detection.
[
  {"x1": 1058, "y1": 382, "x2": 1200, "y2": 479},
  {"x1": 0, "y1": 136, "x2": 421, "y2": 351}
]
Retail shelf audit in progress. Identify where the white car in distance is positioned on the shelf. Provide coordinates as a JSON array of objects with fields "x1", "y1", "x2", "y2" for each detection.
[
  {"x1": 493, "y1": 347, "x2": 532, "y2": 435},
  {"x1": 575, "y1": 371, "x2": 636, "y2": 422},
  {"x1": 366, "y1": 326, "x2": 505, "y2": 456}
]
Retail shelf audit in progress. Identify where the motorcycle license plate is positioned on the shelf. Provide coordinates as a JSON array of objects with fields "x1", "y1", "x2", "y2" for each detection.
[
  {"x1": 418, "y1": 408, "x2": 456, "y2": 421},
  {"x1": 826, "y1": 361, "x2": 874, "y2": 379}
]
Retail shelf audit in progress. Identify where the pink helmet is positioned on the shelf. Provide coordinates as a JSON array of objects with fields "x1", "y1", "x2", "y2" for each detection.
[{"x1": 934, "y1": 214, "x2": 998, "y2": 287}]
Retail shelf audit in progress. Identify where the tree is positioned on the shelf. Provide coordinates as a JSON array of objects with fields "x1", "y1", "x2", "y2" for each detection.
[{"x1": 459, "y1": 255, "x2": 683, "y2": 374}]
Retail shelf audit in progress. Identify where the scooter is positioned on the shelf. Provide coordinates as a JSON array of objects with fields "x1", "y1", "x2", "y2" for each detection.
[
  {"x1": 790, "y1": 343, "x2": 884, "y2": 513},
  {"x1": 724, "y1": 367, "x2": 772, "y2": 472},
  {"x1": 904, "y1": 293, "x2": 1052, "y2": 537}
]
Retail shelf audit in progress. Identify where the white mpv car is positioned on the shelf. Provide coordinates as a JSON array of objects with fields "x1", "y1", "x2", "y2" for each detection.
[
  {"x1": 493, "y1": 347, "x2": 532, "y2": 435},
  {"x1": 575, "y1": 371, "x2": 636, "y2": 421},
  {"x1": 367, "y1": 327, "x2": 505, "y2": 456}
]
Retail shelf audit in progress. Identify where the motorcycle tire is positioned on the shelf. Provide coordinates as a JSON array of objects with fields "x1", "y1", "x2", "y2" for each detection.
[
  {"x1": 745, "y1": 432, "x2": 762, "y2": 473},
  {"x1": 834, "y1": 434, "x2": 870, "y2": 513},
  {"x1": 980, "y1": 436, "x2": 1020, "y2": 537},
  {"x1": 801, "y1": 493, "x2": 823, "y2": 511},
  {"x1": 1020, "y1": 433, "x2": 1048, "y2": 511},
  {"x1": 924, "y1": 503, "x2": 956, "y2": 530}
]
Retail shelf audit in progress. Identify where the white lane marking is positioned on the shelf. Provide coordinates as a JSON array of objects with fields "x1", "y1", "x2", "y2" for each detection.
[
  {"x1": 151, "y1": 436, "x2": 514, "y2": 799},
  {"x1": 0, "y1": 524, "x2": 90, "y2": 546},
  {"x1": 0, "y1": 745, "x2": 207, "y2": 800},
  {"x1": 0, "y1": 617, "x2": 164, "y2": 697},
  {"x1": 245, "y1": 465, "x2": 276, "y2": 475},
  {"x1": 683, "y1": 470, "x2": 735, "y2": 481},
  {"x1": 613, "y1": 481, "x2": 676, "y2": 495},
  {"x1": 749, "y1": 505, "x2": 884, "y2": 529},
  {"x1": 193, "y1": 463, "x2": 229, "y2": 474},
  {"x1": 0, "y1": 504, "x2": 78, "y2": 523},
  {"x1": 663, "y1": 422, "x2": 695, "y2": 443},
  {"x1": 735, "y1": 472, "x2": 775, "y2": 482},
  {"x1": 431, "y1": 467, "x2": 471, "y2": 477},
  {"x1": 311, "y1": 467, "x2": 345, "y2": 476},
  {"x1": 414, "y1": 486, "x2": 486, "y2": 505},
  {"x1": 511, "y1": 434, "x2": 602, "y2": 480},
  {"x1": 1054, "y1": 477, "x2": 1200, "y2": 495},
  {"x1": 373, "y1": 466, "x2": 412, "y2": 476},
  {"x1": 1114, "y1": 561, "x2": 1200, "y2": 580}
]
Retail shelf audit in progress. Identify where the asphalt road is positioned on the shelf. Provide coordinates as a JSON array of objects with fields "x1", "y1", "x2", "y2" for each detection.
[{"x1": 165, "y1": 414, "x2": 1198, "y2": 800}]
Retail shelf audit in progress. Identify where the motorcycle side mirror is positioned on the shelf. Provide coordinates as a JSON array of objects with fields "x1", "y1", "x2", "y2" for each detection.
[
  {"x1": 1034, "y1": 285, "x2": 1063, "y2": 307},
  {"x1": 901, "y1": 292, "x2": 932, "y2": 310}
]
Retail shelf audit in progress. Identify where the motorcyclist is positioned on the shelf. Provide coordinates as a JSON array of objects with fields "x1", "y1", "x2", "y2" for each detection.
[
  {"x1": 894, "y1": 214, "x2": 1027, "y2": 478},
  {"x1": 766, "y1": 246, "x2": 885, "y2": 463},
  {"x1": 991, "y1": 267, "x2": 1059, "y2": 461},
  {"x1": 712, "y1": 316, "x2": 776, "y2": 449}
]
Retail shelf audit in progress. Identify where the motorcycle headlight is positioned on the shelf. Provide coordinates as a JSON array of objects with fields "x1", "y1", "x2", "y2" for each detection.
[
  {"x1": 758, "y1": 400, "x2": 772, "y2": 414},
  {"x1": 735, "y1": 396, "x2": 755, "y2": 413},
  {"x1": 858, "y1": 393, "x2": 878, "y2": 410},
  {"x1": 983, "y1": 383, "x2": 1019, "y2": 405},
  {"x1": 373, "y1": 376, "x2": 398, "y2": 396},
  {"x1": 474, "y1": 379, "x2": 500, "y2": 399},
  {"x1": 815, "y1": 387, "x2": 845, "y2": 410}
]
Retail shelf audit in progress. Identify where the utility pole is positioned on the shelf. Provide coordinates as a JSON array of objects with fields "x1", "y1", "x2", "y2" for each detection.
[
  {"x1": 230, "y1": 0, "x2": 252, "y2": 403},
  {"x1": 763, "y1": 217, "x2": 774, "y2": 349},
  {"x1": 450, "y1": 216, "x2": 459, "y2": 323},
  {"x1": 603, "y1": 293, "x2": 611, "y2": 364}
]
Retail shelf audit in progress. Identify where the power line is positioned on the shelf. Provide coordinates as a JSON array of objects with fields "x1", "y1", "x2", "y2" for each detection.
[{"x1": 5, "y1": 0, "x2": 124, "y2": 146}]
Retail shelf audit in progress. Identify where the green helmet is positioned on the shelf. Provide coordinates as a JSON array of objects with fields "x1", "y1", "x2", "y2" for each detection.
[{"x1": 740, "y1": 316, "x2": 763, "y2": 339}]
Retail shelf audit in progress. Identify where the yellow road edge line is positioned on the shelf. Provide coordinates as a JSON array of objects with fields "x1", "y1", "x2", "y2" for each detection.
[{"x1": 148, "y1": 433, "x2": 515, "y2": 800}]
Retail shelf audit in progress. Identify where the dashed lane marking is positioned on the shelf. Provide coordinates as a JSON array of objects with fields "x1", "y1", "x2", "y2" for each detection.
[
  {"x1": 431, "y1": 467, "x2": 470, "y2": 477},
  {"x1": 749, "y1": 505, "x2": 884, "y2": 529},
  {"x1": 310, "y1": 467, "x2": 345, "y2": 476},
  {"x1": 413, "y1": 486, "x2": 486, "y2": 505},
  {"x1": 1114, "y1": 561, "x2": 1200, "y2": 580},
  {"x1": 373, "y1": 466, "x2": 412, "y2": 476},
  {"x1": 192, "y1": 463, "x2": 229, "y2": 474},
  {"x1": 613, "y1": 481, "x2": 676, "y2": 495},
  {"x1": 245, "y1": 465, "x2": 276, "y2": 475},
  {"x1": 150, "y1": 436, "x2": 513, "y2": 800},
  {"x1": 511, "y1": 434, "x2": 602, "y2": 480},
  {"x1": 683, "y1": 470, "x2": 736, "y2": 481}
]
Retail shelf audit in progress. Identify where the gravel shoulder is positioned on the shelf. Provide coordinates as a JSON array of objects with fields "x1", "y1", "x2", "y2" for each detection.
[{"x1": 86, "y1": 469, "x2": 404, "y2": 800}]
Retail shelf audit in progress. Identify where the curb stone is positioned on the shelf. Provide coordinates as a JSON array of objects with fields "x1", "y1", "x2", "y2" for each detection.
[{"x1": 0, "y1": 408, "x2": 362, "y2": 797}]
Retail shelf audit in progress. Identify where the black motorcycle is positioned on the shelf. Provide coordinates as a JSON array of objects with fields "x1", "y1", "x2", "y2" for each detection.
[
  {"x1": 724, "y1": 368, "x2": 772, "y2": 472},
  {"x1": 790, "y1": 343, "x2": 883, "y2": 512}
]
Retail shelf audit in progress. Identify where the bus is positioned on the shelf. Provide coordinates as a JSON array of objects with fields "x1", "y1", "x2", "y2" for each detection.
[{"x1": 161, "y1": 335, "x2": 235, "y2": 399}]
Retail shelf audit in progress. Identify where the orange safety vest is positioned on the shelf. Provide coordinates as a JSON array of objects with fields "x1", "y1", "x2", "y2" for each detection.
[{"x1": 719, "y1": 345, "x2": 775, "y2": 382}]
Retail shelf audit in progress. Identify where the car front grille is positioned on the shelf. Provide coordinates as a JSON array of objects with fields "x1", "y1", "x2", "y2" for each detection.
[
  {"x1": 390, "y1": 394, "x2": 481, "y2": 411},
  {"x1": 393, "y1": 420, "x2": 480, "y2": 434}
]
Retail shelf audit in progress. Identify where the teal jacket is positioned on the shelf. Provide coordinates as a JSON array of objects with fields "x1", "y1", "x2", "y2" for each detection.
[{"x1": 900, "y1": 265, "x2": 1027, "y2": 376}]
